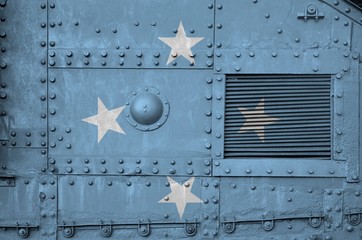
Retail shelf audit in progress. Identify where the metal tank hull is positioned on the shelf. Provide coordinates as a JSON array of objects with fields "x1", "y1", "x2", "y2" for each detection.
[{"x1": 1, "y1": 0, "x2": 362, "y2": 239}]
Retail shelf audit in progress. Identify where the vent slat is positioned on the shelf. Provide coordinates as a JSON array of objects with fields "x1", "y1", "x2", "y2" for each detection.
[{"x1": 224, "y1": 75, "x2": 331, "y2": 159}]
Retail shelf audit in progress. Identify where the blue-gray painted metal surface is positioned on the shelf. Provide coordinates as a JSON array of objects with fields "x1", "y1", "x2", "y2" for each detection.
[{"x1": 0, "y1": 0, "x2": 362, "y2": 239}]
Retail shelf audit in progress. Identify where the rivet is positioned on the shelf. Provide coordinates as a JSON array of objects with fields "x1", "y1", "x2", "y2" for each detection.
[
  {"x1": 266, "y1": 169, "x2": 272, "y2": 174},
  {"x1": 334, "y1": 38, "x2": 339, "y2": 43},
  {"x1": 329, "y1": 169, "x2": 335, "y2": 174},
  {"x1": 287, "y1": 198, "x2": 292, "y2": 202},
  {"x1": 66, "y1": 167, "x2": 72, "y2": 173},
  {"x1": 101, "y1": 167, "x2": 107, "y2": 173},
  {"x1": 152, "y1": 168, "x2": 159, "y2": 174},
  {"x1": 214, "y1": 161, "x2": 220, "y2": 166},
  {"x1": 107, "y1": 181, "x2": 112, "y2": 186},
  {"x1": 118, "y1": 167, "x2": 124, "y2": 173},
  {"x1": 206, "y1": 61, "x2": 213, "y2": 67},
  {"x1": 217, "y1": 5, "x2": 222, "y2": 10},
  {"x1": 344, "y1": 22, "x2": 349, "y2": 26},
  {"x1": 308, "y1": 169, "x2": 314, "y2": 174},
  {"x1": 49, "y1": 41, "x2": 56, "y2": 47},
  {"x1": 95, "y1": 28, "x2": 101, "y2": 33},
  {"x1": 50, "y1": 142, "x2": 56, "y2": 148},
  {"x1": 249, "y1": 51, "x2": 255, "y2": 57},
  {"x1": 66, "y1": 144, "x2": 71, "y2": 149},
  {"x1": 216, "y1": 24, "x2": 222, "y2": 29},
  {"x1": 343, "y1": 41, "x2": 348, "y2": 46},
  {"x1": 88, "y1": 181, "x2": 93, "y2": 185},
  {"x1": 336, "y1": 147, "x2": 342, "y2": 153},
  {"x1": 216, "y1": 43, "x2": 222, "y2": 48},
  {"x1": 313, "y1": 67, "x2": 318, "y2": 72},
  {"x1": 345, "y1": 8, "x2": 350, "y2": 13},
  {"x1": 336, "y1": 190, "x2": 342, "y2": 195},
  {"x1": 355, "y1": 191, "x2": 360, "y2": 196},
  {"x1": 133, "y1": 21, "x2": 139, "y2": 26},
  {"x1": 216, "y1": 67, "x2": 222, "y2": 72},
  {"x1": 295, "y1": 37, "x2": 300, "y2": 43},
  {"x1": 271, "y1": 51, "x2": 277, "y2": 57},
  {"x1": 186, "y1": 168, "x2": 193, "y2": 175},
  {"x1": 265, "y1": 13, "x2": 270, "y2": 18},
  {"x1": 251, "y1": 185, "x2": 256, "y2": 190},
  {"x1": 225, "y1": 168, "x2": 231, "y2": 174},
  {"x1": 270, "y1": 186, "x2": 275, "y2": 191},
  {"x1": 101, "y1": 51, "x2": 107, "y2": 57},
  {"x1": 277, "y1": 28, "x2": 282, "y2": 34},
  {"x1": 235, "y1": 66, "x2": 241, "y2": 71},
  {"x1": 216, "y1": 133, "x2": 221, "y2": 138},
  {"x1": 287, "y1": 169, "x2": 293, "y2": 174},
  {"x1": 50, "y1": 22, "x2": 55, "y2": 28},
  {"x1": 352, "y1": 175, "x2": 359, "y2": 180},
  {"x1": 170, "y1": 160, "x2": 175, "y2": 165}
]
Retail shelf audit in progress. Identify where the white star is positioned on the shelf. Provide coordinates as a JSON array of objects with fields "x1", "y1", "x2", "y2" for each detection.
[
  {"x1": 159, "y1": 21, "x2": 204, "y2": 65},
  {"x1": 159, "y1": 177, "x2": 203, "y2": 219},
  {"x1": 238, "y1": 98, "x2": 279, "y2": 142},
  {"x1": 82, "y1": 98, "x2": 125, "y2": 143}
]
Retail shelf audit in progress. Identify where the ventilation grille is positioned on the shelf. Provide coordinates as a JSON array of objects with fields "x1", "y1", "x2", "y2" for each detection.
[{"x1": 224, "y1": 75, "x2": 331, "y2": 159}]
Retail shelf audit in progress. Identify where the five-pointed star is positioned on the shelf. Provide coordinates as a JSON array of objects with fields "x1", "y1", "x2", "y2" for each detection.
[
  {"x1": 238, "y1": 98, "x2": 279, "y2": 142},
  {"x1": 159, "y1": 177, "x2": 203, "y2": 218},
  {"x1": 159, "y1": 21, "x2": 204, "y2": 65},
  {"x1": 82, "y1": 97, "x2": 125, "y2": 143}
]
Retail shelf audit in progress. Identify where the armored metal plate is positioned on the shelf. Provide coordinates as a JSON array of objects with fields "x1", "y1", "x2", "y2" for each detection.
[
  {"x1": 219, "y1": 178, "x2": 344, "y2": 239},
  {"x1": 48, "y1": 69, "x2": 212, "y2": 176},
  {"x1": 0, "y1": 176, "x2": 40, "y2": 239},
  {"x1": 48, "y1": 0, "x2": 214, "y2": 69},
  {"x1": 1, "y1": 0, "x2": 362, "y2": 239},
  {"x1": 57, "y1": 176, "x2": 218, "y2": 239}
]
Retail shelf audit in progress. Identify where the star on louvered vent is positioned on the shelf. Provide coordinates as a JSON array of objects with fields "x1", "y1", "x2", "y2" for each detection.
[{"x1": 224, "y1": 75, "x2": 331, "y2": 159}]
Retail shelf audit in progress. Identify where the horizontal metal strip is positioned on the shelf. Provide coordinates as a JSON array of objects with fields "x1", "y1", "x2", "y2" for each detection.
[
  {"x1": 225, "y1": 99, "x2": 330, "y2": 107},
  {"x1": 225, "y1": 116, "x2": 330, "y2": 123},
  {"x1": 226, "y1": 90, "x2": 330, "y2": 95},
  {"x1": 225, "y1": 124, "x2": 330, "y2": 132},
  {"x1": 224, "y1": 138, "x2": 330, "y2": 144},
  {"x1": 227, "y1": 75, "x2": 330, "y2": 80},
  {"x1": 225, "y1": 111, "x2": 330, "y2": 119},
  {"x1": 225, "y1": 142, "x2": 330, "y2": 147},
  {"x1": 226, "y1": 103, "x2": 330, "y2": 110},
  {"x1": 226, "y1": 82, "x2": 331, "y2": 87},
  {"x1": 224, "y1": 152, "x2": 331, "y2": 160},
  {"x1": 225, "y1": 132, "x2": 330, "y2": 139},
  {"x1": 225, "y1": 128, "x2": 330, "y2": 135},
  {"x1": 225, "y1": 108, "x2": 330, "y2": 115},
  {"x1": 224, "y1": 147, "x2": 331, "y2": 152},
  {"x1": 225, "y1": 93, "x2": 331, "y2": 99},
  {"x1": 225, "y1": 86, "x2": 330, "y2": 91},
  {"x1": 225, "y1": 120, "x2": 330, "y2": 127}
]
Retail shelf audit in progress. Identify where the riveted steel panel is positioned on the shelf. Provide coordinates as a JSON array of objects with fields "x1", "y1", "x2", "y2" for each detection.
[
  {"x1": 48, "y1": 0, "x2": 214, "y2": 69},
  {"x1": 57, "y1": 176, "x2": 219, "y2": 239},
  {"x1": 48, "y1": 69, "x2": 212, "y2": 176},
  {"x1": 1, "y1": 0, "x2": 362, "y2": 239},
  {"x1": 0, "y1": 176, "x2": 40, "y2": 239},
  {"x1": 219, "y1": 178, "x2": 345, "y2": 239}
]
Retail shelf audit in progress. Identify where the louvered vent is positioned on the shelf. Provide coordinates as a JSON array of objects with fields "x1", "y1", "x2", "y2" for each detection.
[{"x1": 224, "y1": 75, "x2": 331, "y2": 159}]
